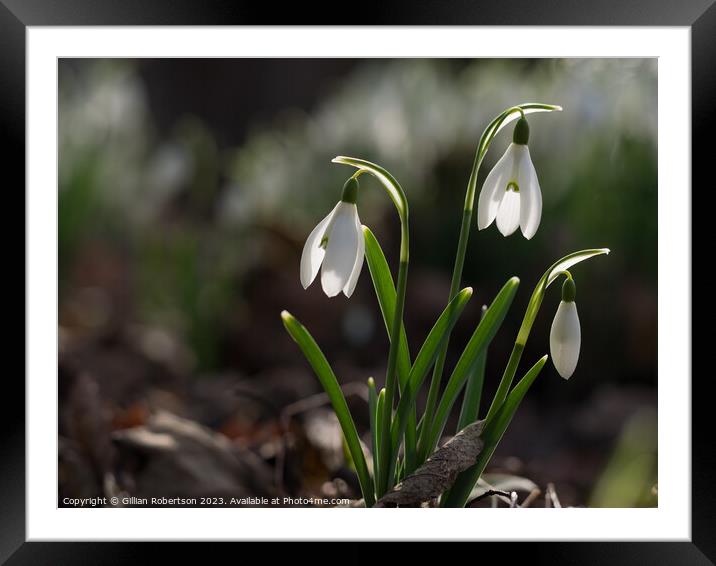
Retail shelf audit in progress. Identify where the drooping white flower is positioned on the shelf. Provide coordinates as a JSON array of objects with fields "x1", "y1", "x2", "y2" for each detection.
[
  {"x1": 300, "y1": 179, "x2": 365, "y2": 298},
  {"x1": 477, "y1": 118, "x2": 542, "y2": 239},
  {"x1": 550, "y1": 278, "x2": 581, "y2": 379}
]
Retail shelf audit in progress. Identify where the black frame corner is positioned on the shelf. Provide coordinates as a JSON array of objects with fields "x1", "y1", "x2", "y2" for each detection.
[{"x1": 5, "y1": 0, "x2": 711, "y2": 562}]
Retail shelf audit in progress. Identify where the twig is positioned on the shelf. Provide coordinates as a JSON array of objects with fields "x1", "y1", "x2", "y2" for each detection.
[
  {"x1": 466, "y1": 489, "x2": 513, "y2": 507},
  {"x1": 521, "y1": 487, "x2": 542, "y2": 508},
  {"x1": 545, "y1": 482, "x2": 562, "y2": 508}
]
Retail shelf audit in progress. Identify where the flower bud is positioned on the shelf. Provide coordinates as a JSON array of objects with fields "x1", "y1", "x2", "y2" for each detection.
[{"x1": 550, "y1": 297, "x2": 581, "y2": 380}]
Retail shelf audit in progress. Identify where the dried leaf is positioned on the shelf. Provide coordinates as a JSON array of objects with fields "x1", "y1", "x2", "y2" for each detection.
[
  {"x1": 376, "y1": 420, "x2": 484, "y2": 507},
  {"x1": 112, "y1": 410, "x2": 274, "y2": 502}
]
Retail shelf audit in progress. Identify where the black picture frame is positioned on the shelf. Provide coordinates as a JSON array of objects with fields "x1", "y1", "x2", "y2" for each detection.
[{"x1": 4, "y1": 1, "x2": 708, "y2": 562}]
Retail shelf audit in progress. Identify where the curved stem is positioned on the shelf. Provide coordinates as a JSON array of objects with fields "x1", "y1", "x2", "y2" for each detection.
[
  {"x1": 332, "y1": 156, "x2": 409, "y2": 262},
  {"x1": 417, "y1": 102, "x2": 561, "y2": 464},
  {"x1": 554, "y1": 270, "x2": 573, "y2": 282},
  {"x1": 485, "y1": 250, "x2": 607, "y2": 425},
  {"x1": 331, "y1": 156, "x2": 409, "y2": 496}
]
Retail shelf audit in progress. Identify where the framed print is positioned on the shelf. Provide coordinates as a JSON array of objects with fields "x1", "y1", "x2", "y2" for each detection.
[{"x1": 4, "y1": 0, "x2": 710, "y2": 562}]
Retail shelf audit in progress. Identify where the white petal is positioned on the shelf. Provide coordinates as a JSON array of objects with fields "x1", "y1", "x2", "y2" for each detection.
[
  {"x1": 343, "y1": 215, "x2": 365, "y2": 298},
  {"x1": 321, "y1": 203, "x2": 360, "y2": 297},
  {"x1": 517, "y1": 147, "x2": 542, "y2": 240},
  {"x1": 300, "y1": 203, "x2": 339, "y2": 289},
  {"x1": 477, "y1": 145, "x2": 514, "y2": 230},
  {"x1": 550, "y1": 301, "x2": 581, "y2": 379},
  {"x1": 495, "y1": 189, "x2": 521, "y2": 236}
]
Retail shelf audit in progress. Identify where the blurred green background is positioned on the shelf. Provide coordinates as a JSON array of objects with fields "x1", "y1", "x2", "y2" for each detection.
[{"x1": 58, "y1": 58, "x2": 657, "y2": 508}]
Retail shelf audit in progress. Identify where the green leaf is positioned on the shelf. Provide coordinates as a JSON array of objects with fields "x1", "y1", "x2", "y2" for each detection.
[
  {"x1": 363, "y1": 225, "x2": 418, "y2": 480},
  {"x1": 342, "y1": 435, "x2": 357, "y2": 473},
  {"x1": 281, "y1": 311, "x2": 375, "y2": 507},
  {"x1": 403, "y1": 411, "x2": 418, "y2": 476},
  {"x1": 442, "y1": 355, "x2": 549, "y2": 507},
  {"x1": 422, "y1": 277, "x2": 520, "y2": 460},
  {"x1": 362, "y1": 226, "x2": 412, "y2": 389},
  {"x1": 368, "y1": 377, "x2": 379, "y2": 484},
  {"x1": 457, "y1": 306, "x2": 488, "y2": 432},
  {"x1": 395, "y1": 455, "x2": 405, "y2": 483},
  {"x1": 375, "y1": 387, "x2": 386, "y2": 496},
  {"x1": 390, "y1": 287, "x2": 474, "y2": 455}
]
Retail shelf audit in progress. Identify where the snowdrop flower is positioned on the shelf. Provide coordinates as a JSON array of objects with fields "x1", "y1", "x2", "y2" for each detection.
[
  {"x1": 550, "y1": 277, "x2": 581, "y2": 379},
  {"x1": 300, "y1": 177, "x2": 365, "y2": 298},
  {"x1": 477, "y1": 117, "x2": 542, "y2": 239}
]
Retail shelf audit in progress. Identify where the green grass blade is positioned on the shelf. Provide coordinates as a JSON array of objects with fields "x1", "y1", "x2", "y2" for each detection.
[
  {"x1": 390, "y1": 287, "x2": 474, "y2": 455},
  {"x1": 281, "y1": 310, "x2": 375, "y2": 507},
  {"x1": 420, "y1": 277, "x2": 520, "y2": 461},
  {"x1": 442, "y1": 355, "x2": 548, "y2": 507}
]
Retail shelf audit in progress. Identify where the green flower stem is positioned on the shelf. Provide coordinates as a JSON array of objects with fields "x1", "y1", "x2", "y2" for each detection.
[
  {"x1": 417, "y1": 103, "x2": 560, "y2": 464},
  {"x1": 331, "y1": 156, "x2": 410, "y2": 497},
  {"x1": 484, "y1": 279, "x2": 558, "y2": 425},
  {"x1": 368, "y1": 377, "x2": 379, "y2": 486},
  {"x1": 380, "y1": 258, "x2": 408, "y2": 495},
  {"x1": 375, "y1": 387, "x2": 386, "y2": 495},
  {"x1": 484, "y1": 343, "x2": 524, "y2": 424}
]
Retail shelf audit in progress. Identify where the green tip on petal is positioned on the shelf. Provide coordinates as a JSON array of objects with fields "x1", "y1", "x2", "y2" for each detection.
[
  {"x1": 513, "y1": 117, "x2": 530, "y2": 145},
  {"x1": 341, "y1": 177, "x2": 359, "y2": 204}
]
